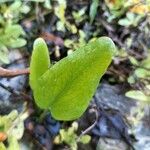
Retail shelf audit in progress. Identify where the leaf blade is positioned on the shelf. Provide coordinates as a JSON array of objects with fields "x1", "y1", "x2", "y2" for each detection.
[
  {"x1": 33, "y1": 37, "x2": 115, "y2": 120},
  {"x1": 30, "y1": 38, "x2": 51, "y2": 96}
]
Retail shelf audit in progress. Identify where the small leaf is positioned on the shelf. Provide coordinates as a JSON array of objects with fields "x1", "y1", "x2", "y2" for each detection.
[
  {"x1": 30, "y1": 37, "x2": 115, "y2": 120},
  {"x1": 89, "y1": 0, "x2": 99, "y2": 23},
  {"x1": 20, "y1": 5, "x2": 30, "y2": 14},
  {"x1": 72, "y1": 7, "x2": 86, "y2": 23},
  {"x1": 7, "y1": 136, "x2": 19, "y2": 150},
  {"x1": 0, "y1": 45, "x2": 9, "y2": 64},
  {"x1": 30, "y1": 38, "x2": 51, "y2": 90},
  {"x1": 66, "y1": 22, "x2": 77, "y2": 34},
  {"x1": 64, "y1": 39, "x2": 74, "y2": 48},
  {"x1": 127, "y1": 76, "x2": 135, "y2": 84},
  {"x1": 7, "y1": 38, "x2": 26, "y2": 48},
  {"x1": 126, "y1": 90, "x2": 148, "y2": 102},
  {"x1": 79, "y1": 135, "x2": 91, "y2": 144},
  {"x1": 118, "y1": 19, "x2": 131, "y2": 26},
  {"x1": 56, "y1": 21, "x2": 65, "y2": 32},
  {"x1": 44, "y1": 0, "x2": 52, "y2": 9},
  {"x1": 141, "y1": 55, "x2": 150, "y2": 69},
  {"x1": 5, "y1": 25, "x2": 25, "y2": 38},
  {"x1": 126, "y1": 12, "x2": 135, "y2": 21},
  {"x1": 135, "y1": 68, "x2": 150, "y2": 78},
  {"x1": 129, "y1": 56, "x2": 139, "y2": 66},
  {"x1": 0, "y1": 25, "x2": 26, "y2": 49},
  {"x1": 10, "y1": 120, "x2": 24, "y2": 140}
]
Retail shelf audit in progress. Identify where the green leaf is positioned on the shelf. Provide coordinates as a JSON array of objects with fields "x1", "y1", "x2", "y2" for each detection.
[
  {"x1": 30, "y1": 37, "x2": 115, "y2": 120},
  {"x1": 0, "y1": 44, "x2": 9, "y2": 64},
  {"x1": 126, "y1": 12, "x2": 135, "y2": 21},
  {"x1": 30, "y1": 38, "x2": 51, "y2": 90},
  {"x1": 127, "y1": 76, "x2": 135, "y2": 84},
  {"x1": 89, "y1": 0, "x2": 99, "y2": 23},
  {"x1": 79, "y1": 135, "x2": 91, "y2": 144},
  {"x1": 0, "y1": 25, "x2": 26, "y2": 49},
  {"x1": 10, "y1": 120, "x2": 24, "y2": 140},
  {"x1": 64, "y1": 39, "x2": 74, "y2": 48},
  {"x1": 6, "y1": 38, "x2": 26, "y2": 48},
  {"x1": 126, "y1": 90, "x2": 148, "y2": 102},
  {"x1": 5, "y1": 25, "x2": 25, "y2": 38},
  {"x1": 7, "y1": 136, "x2": 20, "y2": 150},
  {"x1": 72, "y1": 7, "x2": 86, "y2": 23},
  {"x1": 118, "y1": 19, "x2": 131, "y2": 26},
  {"x1": 44, "y1": 0, "x2": 51, "y2": 9},
  {"x1": 54, "y1": 121, "x2": 78, "y2": 149},
  {"x1": 0, "y1": 110, "x2": 18, "y2": 132},
  {"x1": 135, "y1": 68, "x2": 150, "y2": 78},
  {"x1": 56, "y1": 21, "x2": 65, "y2": 32},
  {"x1": 9, "y1": 1, "x2": 22, "y2": 12},
  {"x1": 129, "y1": 56, "x2": 139, "y2": 66},
  {"x1": 141, "y1": 55, "x2": 150, "y2": 69}
]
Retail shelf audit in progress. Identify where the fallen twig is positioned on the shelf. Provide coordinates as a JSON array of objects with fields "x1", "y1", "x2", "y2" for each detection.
[
  {"x1": 0, "y1": 67, "x2": 30, "y2": 77},
  {"x1": 77, "y1": 107, "x2": 99, "y2": 142},
  {"x1": 0, "y1": 82, "x2": 32, "y2": 101}
]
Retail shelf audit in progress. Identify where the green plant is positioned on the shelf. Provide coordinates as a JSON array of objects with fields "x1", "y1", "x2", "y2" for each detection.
[
  {"x1": 72, "y1": 7, "x2": 87, "y2": 24},
  {"x1": 105, "y1": 0, "x2": 150, "y2": 22},
  {"x1": 0, "y1": 0, "x2": 30, "y2": 64},
  {"x1": 126, "y1": 89, "x2": 150, "y2": 104},
  {"x1": 54, "y1": 122, "x2": 91, "y2": 150},
  {"x1": 0, "y1": 24, "x2": 26, "y2": 64},
  {"x1": 0, "y1": 0, "x2": 53, "y2": 65},
  {"x1": 64, "y1": 30, "x2": 86, "y2": 51},
  {"x1": 54, "y1": 0, "x2": 77, "y2": 33},
  {"x1": 0, "y1": 109, "x2": 28, "y2": 150},
  {"x1": 118, "y1": 12, "x2": 144, "y2": 27},
  {"x1": 126, "y1": 53, "x2": 150, "y2": 104},
  {"x1": 105, "y1": 0, "x2": 128, "y2": 21},
  {"x1": 30, "y1": 37, "x2": 115, "y2": 121}
]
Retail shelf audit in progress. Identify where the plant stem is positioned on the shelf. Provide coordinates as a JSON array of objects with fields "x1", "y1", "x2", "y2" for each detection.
[{"x1": 39, "y1": 109, "x2": 49, "y2": 122}]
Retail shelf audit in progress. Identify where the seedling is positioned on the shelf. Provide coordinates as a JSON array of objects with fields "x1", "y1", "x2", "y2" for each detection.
[
  {"x1": 30, "y1": 37, "x2": 115, "y2": 121},
  {"x1": 54, "y1": 122, "x2": 91, "y2": 150}
]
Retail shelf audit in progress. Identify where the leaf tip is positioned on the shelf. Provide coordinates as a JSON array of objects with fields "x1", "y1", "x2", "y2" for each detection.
[
  {"x1": 98, "y1": 36, "x2": 117, "y2": 56},
  {"x1": 33, "y1": 37, "x2": 46, "y2": 48}
]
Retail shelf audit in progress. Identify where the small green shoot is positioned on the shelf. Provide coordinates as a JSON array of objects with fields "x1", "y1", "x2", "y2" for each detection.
[{"x1": 54, "y1": 122, "x2": 91, "y2": 150}]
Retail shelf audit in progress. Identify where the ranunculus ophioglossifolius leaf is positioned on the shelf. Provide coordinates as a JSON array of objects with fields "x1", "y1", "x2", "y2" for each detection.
[{"x1": 30, "y1": 37, "x2": 116, "y2": 121}]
